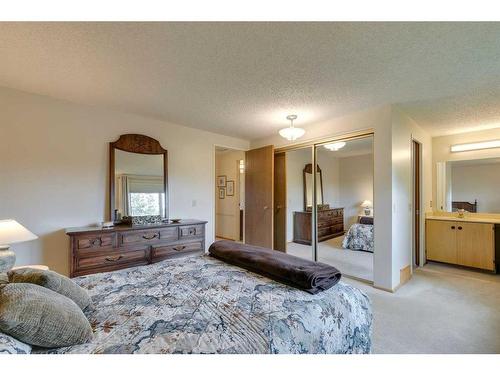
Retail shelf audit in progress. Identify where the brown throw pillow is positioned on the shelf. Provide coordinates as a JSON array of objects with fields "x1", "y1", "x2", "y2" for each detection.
[
  {"x1": 8, "y1": 268, "x2": 91, "y2": 310},
  {"x1": 0, "y1": 283, "x2": 93, "y2": 348}
]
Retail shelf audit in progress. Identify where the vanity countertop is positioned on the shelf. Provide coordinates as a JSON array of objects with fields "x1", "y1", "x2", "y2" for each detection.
[{"x1": 426, "y1": 215, "x2": 500, "y2": 224}]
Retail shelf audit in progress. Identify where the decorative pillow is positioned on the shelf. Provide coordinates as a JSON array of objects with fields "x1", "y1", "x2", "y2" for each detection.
[
  {"x1": 0, "y1": 331, "x2": 31, "y2": 354},
  {"x1": 0, "y1": 283, "x2": 93, "y2": 348},
  {"x1": 8, "y1": 268, "x2": 91, "y2": 310}
]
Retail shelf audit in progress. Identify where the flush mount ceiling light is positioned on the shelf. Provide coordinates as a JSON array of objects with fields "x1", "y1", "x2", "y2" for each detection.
[
  {"x1": 279, "y1": 115, "x2": 305, "y2": 141},
  {"x1": 450, "y1": 140, "x2": 500, "y2": 152},
  {"x1": 324, "y1": 141, "x2": 346, "y2": 151}
]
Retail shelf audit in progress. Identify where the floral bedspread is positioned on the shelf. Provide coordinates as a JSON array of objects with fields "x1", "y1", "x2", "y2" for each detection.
[
  {"x1": 35, "y1": 255, "x2": 372, "y2": 354},
  {"x1": 342, "y1": 224, "x2": 374, "y2": 253}
]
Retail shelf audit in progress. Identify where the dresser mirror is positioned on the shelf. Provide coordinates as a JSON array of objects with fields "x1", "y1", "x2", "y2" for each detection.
[
  {"x1": 109, "y1": 134, "x2": 168, "y2": 222},
  {"x1": 304, "y1": 163, "x2": 324, "y2": 210},
  {"x1": 435, "y1": 157, "x2": 500, "y2": 213}
]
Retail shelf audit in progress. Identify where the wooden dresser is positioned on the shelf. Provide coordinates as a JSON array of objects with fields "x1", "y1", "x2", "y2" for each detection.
[
  {"x1": 426, "y1": 217, "x2": 496, "y2": 271},
  {"x1": 293, "y1": 208, "x2": 344, "y2": 246},
  {"x1": 66, "y1": 220, "x2": 207, "y2": 277}
]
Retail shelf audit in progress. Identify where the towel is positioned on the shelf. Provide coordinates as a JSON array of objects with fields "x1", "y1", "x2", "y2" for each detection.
[{"x1": 208, "y1": 240, "x2": 342, "y2": 294}]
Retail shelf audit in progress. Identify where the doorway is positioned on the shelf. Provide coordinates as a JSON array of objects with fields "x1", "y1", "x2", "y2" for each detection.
[
  {"x1": 215, "y1": 146, "x2": 245, "y2": 242},
  {"x1": 412, "y1": 139, "x2": 422, "y2": 268}
]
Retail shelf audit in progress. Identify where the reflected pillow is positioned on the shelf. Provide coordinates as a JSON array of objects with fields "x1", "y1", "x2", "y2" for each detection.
[{"x1": 359, "y1": 216, "x2": 373, "y2": 225}]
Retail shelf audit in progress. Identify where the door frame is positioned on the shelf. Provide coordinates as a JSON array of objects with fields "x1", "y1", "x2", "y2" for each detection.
[
  {"x1": 213, "y1": 144, "x2": 248, "y2": 246},
  {"x1": 411, "y1": 138, "x2": 424, "y2": 269}
]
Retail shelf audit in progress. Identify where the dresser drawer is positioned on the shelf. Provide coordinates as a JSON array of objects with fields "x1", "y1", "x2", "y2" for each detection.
[
  {"x1": 152, "y1": 241, "x2": 204, "y2": 261},
  {"x1": 318, "y1": 210, "x2": 334, "y2": 219},
  {"x1": 160, "y1": 227, "x2": 179, "y2": 241},
  {"x1": 76, "y1": 248, "x2": 149, "y2": 271},
  {"x1": 119, "y1": 230, "x2": 160, "y2": 246},
  {"x1": 179, "y1": 225, "x2": 204, "y2": 239},
  {"x1": 76, "y1": 233, "x2": 115, "y2": 251}
]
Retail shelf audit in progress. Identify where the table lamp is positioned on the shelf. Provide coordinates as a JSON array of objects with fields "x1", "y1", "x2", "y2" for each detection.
[
  {"x1": 361, "y1": 200, "x2": 373, "y2": 216},
  {"x1": 0, "y1": 219, "x2": 38, "y2": 272}
]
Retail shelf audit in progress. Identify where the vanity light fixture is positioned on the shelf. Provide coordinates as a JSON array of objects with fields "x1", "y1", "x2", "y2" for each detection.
[
  {"x1": 279, "y1": 115, "x2": 305, "y2": 141},
  {"x1": 450, "y1": 140, "x2": 500, "y2": 153},
  {"x1": 324, "y1": 141, "x2": 346, "y2": 151}
]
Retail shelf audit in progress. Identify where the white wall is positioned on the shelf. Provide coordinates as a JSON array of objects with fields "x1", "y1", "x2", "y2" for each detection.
[
  {"x1": 215, "y1": 150, "x2": 245, "y2": 240},
  {"x1": 339, "y1": 154, "x2": 374, "y2": 227},
  {"x1": 391, "y1": 107, "x2": 432, "y2": 280},
  {"x1": 432, "y1": 128, "x2": 500, "y2": 209},
  {"x1": 0, "y1": 86, "x2": 249, "y2": 275},
  {"x1": 451, "y1": 163, "x2": 500, "y2": 213}
]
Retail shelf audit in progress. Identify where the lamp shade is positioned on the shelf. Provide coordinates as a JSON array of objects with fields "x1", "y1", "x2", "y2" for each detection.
[
  {"x1": 0, "y1": 220, "x2": 38, "y2": 246},
  {"x1": 361, "y1": 200, "x2": 373, "y2": 208}
]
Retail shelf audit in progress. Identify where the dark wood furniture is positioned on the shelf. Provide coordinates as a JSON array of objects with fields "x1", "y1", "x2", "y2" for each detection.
[
  {"x1": 293, "y1": 208, "x2": 344, "y2": 246},
  {"x1": 110, "y1": 134, "x2": 168, "y2": 221},
  {"x1": 452, "y1": 200, "x2": 477, "y2": 213},
  {"x1": 66, "y1": 220, "x2": 207, "y2": 277}
]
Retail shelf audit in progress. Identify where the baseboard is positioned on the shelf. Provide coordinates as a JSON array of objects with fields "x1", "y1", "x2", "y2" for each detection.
[
  {"x1": 400, "y1": 264, "x2": 412, "y2": 285},
  {"x1": 373, "y1": 265, "x2": 412, "y2": 293}
]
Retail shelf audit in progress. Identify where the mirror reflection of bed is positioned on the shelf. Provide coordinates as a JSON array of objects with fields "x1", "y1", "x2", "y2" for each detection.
[{"x1": 284, "y1": 136, "x2": 374, "y2": 282}]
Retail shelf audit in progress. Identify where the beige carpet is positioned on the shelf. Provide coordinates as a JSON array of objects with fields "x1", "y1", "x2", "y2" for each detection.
[
  {"x1": 346, "y1": 262, "x2": 500, "y2": 353},
  {"x1": 286, "y1": 236, "x2": 374, "y2": 281}
]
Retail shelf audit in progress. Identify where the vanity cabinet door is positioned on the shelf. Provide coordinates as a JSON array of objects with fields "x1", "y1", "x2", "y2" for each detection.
[
  {"x1": 456, "y1": 222, "x2": 495, "y2": 271},
  {"x1": 426, "y1": 220, "x2": 457, "y2": 264}
]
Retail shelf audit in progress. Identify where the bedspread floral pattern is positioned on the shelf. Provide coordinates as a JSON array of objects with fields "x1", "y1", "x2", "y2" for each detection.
[
  {"x1": 342, "y1": 224, "x2": 374, "y2": 253},
  {"x1": 0, "y1": 332, "x2": 32, "y2": 354},
  {"x1": 35, "y1": 255, "x2": 372, "y2": 354}
]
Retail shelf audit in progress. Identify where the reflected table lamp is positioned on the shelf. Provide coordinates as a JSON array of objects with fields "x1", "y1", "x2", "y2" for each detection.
[
  {"x1": 0, "y1": 219, "x2": 38, "y2": 272},
  {"x1": 361, "y1": 200, "x2": 373, "y2": 216}
]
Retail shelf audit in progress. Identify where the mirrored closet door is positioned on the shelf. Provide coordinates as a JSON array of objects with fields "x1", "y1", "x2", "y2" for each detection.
[{"x1": 274, "y1": 134, "x2": 374, "y2": 282}]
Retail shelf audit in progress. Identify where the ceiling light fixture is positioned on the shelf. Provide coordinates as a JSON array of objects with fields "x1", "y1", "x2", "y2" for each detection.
[
  {"x1": 279, "y1": 115, "x2": 305, "y2": 141},
  {"x1": 324, "y1": 141, "x2": 346, "y2": 151},
  {"x1": 450, "y1": 140, "x2": 500, "y2": 153}
]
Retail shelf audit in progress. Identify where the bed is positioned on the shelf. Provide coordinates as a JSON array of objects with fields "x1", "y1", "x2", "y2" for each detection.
[
  {"x1": 342, "y1": 224, "x2": 374, "y2": 253},
  {"x1": 33, "y1": 255, "x2": 372, "y2": 354}
]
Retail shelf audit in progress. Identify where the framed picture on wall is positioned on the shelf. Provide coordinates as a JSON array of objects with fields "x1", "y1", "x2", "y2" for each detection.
[
  {"x1": 218, "y1": 188, "x2": 225, "y2": 199},
  {"x1": 226, "y1": 180, "x2": 235, "y2": 196},
  {"x1": 217, "y1": 175, "x2": 227, "y2": 187}
]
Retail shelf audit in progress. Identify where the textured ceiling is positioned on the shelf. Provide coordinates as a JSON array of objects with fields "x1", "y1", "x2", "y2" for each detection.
[{"x1": 1, "y1": 22, "x2": 500, "y2": 140}]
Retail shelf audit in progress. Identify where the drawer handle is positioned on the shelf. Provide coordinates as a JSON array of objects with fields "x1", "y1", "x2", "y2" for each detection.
[
  {"x1": 451, "y1": 226, "x2": 455, "y2": 230},
  {"x1": 105, "y1": 255, "x2": 123, "y2": 262},
  {"x1": 142, "y1": 234, "x2": 158, "y2": 240},
  {"x1": 173, "y1": 245, "x2": 186, "y2": 252},
  {"x1": 91, "y1": 238, "x2": 102, "y2": 246}
]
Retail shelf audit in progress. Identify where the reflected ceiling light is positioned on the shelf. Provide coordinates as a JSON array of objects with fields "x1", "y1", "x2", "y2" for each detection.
[
  {"x1": 279, "y1": 115, "x2": 305, "y2": 141},
  {"x1": 324, "y1": 141, "x2": 346, "y2": 151},
  {"x1": 450, "y1": 140, "x2": 500, "y2": 152}
]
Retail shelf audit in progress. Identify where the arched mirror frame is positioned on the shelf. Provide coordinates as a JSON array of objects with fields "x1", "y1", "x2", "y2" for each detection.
[
  {"x1": 303, "y1": 163, "x2": 324, "y2": 211},
  {"x1": 109, "y1": 134, "x2": 168, "y2": 221}
]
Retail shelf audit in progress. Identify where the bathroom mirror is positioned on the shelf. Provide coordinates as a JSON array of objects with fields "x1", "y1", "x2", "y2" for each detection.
[
  {"x1": 303, "y1": 163, "x2": 324, "y2": 209},
  {"x1": 435, "y1": 157, "x2": 500, "y2": 213},
  {"x1": 109, "y1": 134, "x2": 168, "y2": 221}
]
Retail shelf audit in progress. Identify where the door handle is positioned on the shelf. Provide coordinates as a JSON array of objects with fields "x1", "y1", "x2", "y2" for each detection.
[
  {"x1": 105, "y1": 255, "x2": 123, "y2": 262},
  {"x1": 457, "y1": 226, "x2": 463, "y2": 230},
  {"x1": 263, "y1": 206, "x2": 269, "y2": 210},
  {"x1": 451, "y1": 226, "x2": 455, "y2": 229}
]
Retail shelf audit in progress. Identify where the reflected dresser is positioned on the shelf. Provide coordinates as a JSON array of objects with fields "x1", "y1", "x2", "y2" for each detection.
[
  {"x1": 66, "y1": 220, "x2": 207, "y2": 277},
  {"x1": 293, "y1": 208, "x2": 344, "y2": 246}
]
